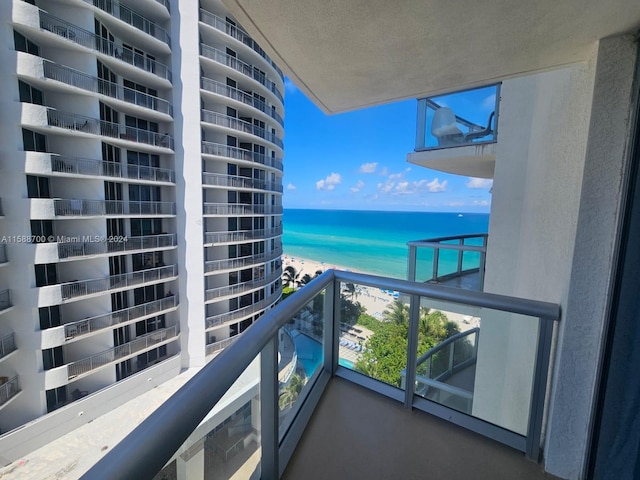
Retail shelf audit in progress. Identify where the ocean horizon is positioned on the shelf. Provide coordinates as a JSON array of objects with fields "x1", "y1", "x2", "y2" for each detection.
[{"x1": 282, "y1": 208, "x2": 490, "y2": 279}]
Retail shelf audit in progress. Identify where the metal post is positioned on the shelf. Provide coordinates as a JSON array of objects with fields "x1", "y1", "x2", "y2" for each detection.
[
  {"x1": 457, "y1": 239, "x2": 464, "y2": 276},
  {"x1": 407, "y1": 245, "x2": 417, "y2": 281},
  {"x1": 323, "y1": 281, "x2": 336, "y2": 374},
  {"x1": 432, "y1": 247, "x2": 440, "y2": 282},
  {"x1": 260, "y1": 336, "x2": 279, "y2": 477},
  {"x1": 415, "y1": 98, "x2": 427, "y2": 150},
  {"x1": 404, "y1": 294, "x2": 420, "y2": 409}
]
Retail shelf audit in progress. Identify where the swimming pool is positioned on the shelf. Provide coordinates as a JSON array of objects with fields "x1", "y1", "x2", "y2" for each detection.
[
  {"x1": 291, "y1": 331, "x2": 323, "y2": 379},
  {"x1": 338, "y1": 358, "x2": 354, "y2": 369}
]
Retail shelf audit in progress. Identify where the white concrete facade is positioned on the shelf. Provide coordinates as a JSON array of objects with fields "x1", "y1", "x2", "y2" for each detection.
[{"x1": 0, "y1": 0, "x2": 283, "y2": 462}]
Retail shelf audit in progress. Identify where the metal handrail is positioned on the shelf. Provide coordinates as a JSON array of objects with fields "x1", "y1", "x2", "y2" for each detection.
[
  {"x1": 82, "y1": 269, "x2": 560, "y2": 479},
  {"x1": 83, "y1": 0, "x2": 171, "y2": 46},
  {"x1": 204, "y1": 248, "x2": 282, "y2": 273},
  {"x1": 0, "y1": 290, "x2": 12, "y2": 312},
  {"x1": 204, "y1": 226, "x2": 283, "y2": 245},
  {"x1": 201, "y1": 141, "x2": 283, "y2": 170},
  {"x1": 60, "y1": 265, "x2": 177, "y2": 300},
  {"x1": 50, "y1": 155, "x2": 175, "y2": 183},
  {"x1": 64, "y1": 295, "x2": 178, "y2": 340},
  {"x1": 200, "y1": 77, "x2": 284, "y2": 126},
  {"x1": 202, "y1": 203, "x2": 283, "y2": 216},
  {"x1": 0, "y1": 376, "x2": 20, "y2": 406},
  {"x1": 38, "y1": 10, "x2": 172, "y2": 82},
  {"x1": 67, "y1": 325, "x2": 178, "y2": 379},
  {"x1": 53, "y1": 198, "x2": 176, "y2": 217},
  {"x1": 42, "y1": 60, "x2": 173, "y2": 116},
  {"x1": 201, "y1": 109, "x2": 283, "y2": 148},
  {"x1": 199, "y1": 44, "x2": 284, "y2": 104},
  {"x1": 205, "y1": 291, "x2": 280, "y2": 329},
  {"x1": 202, "y1": 172, "x2": 283, "y2": 192},
  {"x1": 0, "y1": 332, "x2": 17, "y2": 360},
  {"x1": 57, "y1": 234, "x2": 177, "y2": 259},
  {"x1": 198, "y1": 9, "x2": 284, "y2": 80}
]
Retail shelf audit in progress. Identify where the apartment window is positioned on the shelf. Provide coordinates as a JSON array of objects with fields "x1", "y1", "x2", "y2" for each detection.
[
  {"x1": 134, "y1": 285, "x2": 164, "y2": 305},
  {"x1": 127, "y1": 151, "x2": 159, "y2": 168},
  {"x1": 14, "y1": 31, "x2": 39, "y2": 55},
  {"x1": 97, "y1": 60, "x2": 116, "y2": 83},
  {"x1": 104, "y1": 181, "x2": 122, "y2": 201},
  {"x1": 227, "y1": 164, "x2": 237, "y2": 175},
  {"x1": 42, "y1": 346, "x2": 64, "y2": 370},
  {"x1": 31, "y1": 220, "x2": 53, "y2": 242},
  {"x1": 35, "y1": 263, "x2": 57, "y2": 287},
  {"x1": 18, "y1": 81, "x2": 43, "y2": 105},
  {"x1": 100, "y1": 102, "x2": 118, "y2": 124},
  {"x1": 39, "y1": 305, "x2": 61, "y2": 330},
  {"x1": 102, "y1": 142, "x2": 121, "y2": 163},
  {"x1": 129, "y1": 184, "x2": 160, "y2": 202},
  {"x1": 26, "y1": 175, "x2": 50, "y2": 198},
  {"x1": 132, "y1": 251, "x2": 163, "y2": 271},
  {"x1": 22, "y1": 129, "x2": 46, "y2": 152},
  {"x1": 136, "y1": 315, "x2": 165, "y2": 336},
  {"x1": 46, "y1": 386, "x2": 67, "y2": 412},
  {"x1": 130, "y1": 218, "x2": 162, "y2": 236},
  {"x1": 227, "y1": 191, "x2": 237, "y2": 203}
]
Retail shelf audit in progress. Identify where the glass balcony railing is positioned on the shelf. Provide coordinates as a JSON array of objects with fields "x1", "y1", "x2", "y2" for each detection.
[
  {"x1": 52, "y1": 199, "x2": 176, "y2": 217},
  {"x1": 0, "y1": 333, "x2": 17, "y2": 360},
  {"x1": 415, "y1": 84, "x2": 500, "y2": 150},
  {"x1": 204, "y1": 226, "x2": 283, "y2": 245},
  {"x1": 201, "y1": 141, "x2": 283, "y2": 170},
  {"x1": 202, "y1": 203, "x2": 283, "y2": 216},
  {"x1": 201, "y1": 109, "x2": 283, "y2": 148},
  {"x1": 82, "y1": 269, "x2": 559, "y2": 479},
  {"x1": 407, "y1": 234, "x2": 488, "y2": 291},
  {"x1": 0, "y1": 376, "x2": 20, "y2": 407},
  {"x1": 0, "y1": 290, "x2": 12, "y2": 313},
  {"x1": 202, "y1": 172, "x2": 283, "y2": 192},
  {"x1": 205, "y1": 291, "x2": 280, "y2": 331},
  {"x1": 204, "y1": 248, "x2": 282, "y2": 274},
  {"x1": 57, "y1": 233, "x2": 177, "y2": 260},
  {"x1": 49, "y1": 155, "x2": 175, "y2": 183},
  {"x1": 204, "y1": 269, "x2": 282, "y2": 302}
]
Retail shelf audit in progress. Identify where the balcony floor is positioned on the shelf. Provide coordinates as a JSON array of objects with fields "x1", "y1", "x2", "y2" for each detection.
[{"x1": 283, "y1": 377, "x2": 557, "y2": 480}]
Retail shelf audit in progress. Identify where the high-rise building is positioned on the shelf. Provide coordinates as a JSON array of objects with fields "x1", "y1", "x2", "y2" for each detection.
[{"x1": 0, "y1": 0, "x2": 283, "y2": 453}]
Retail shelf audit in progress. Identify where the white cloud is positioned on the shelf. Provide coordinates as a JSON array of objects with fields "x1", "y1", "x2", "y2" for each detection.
[
  {"x1": 482, "y1": 93, "x2": 496, "y2": 111},
  {"x1": 473, "y1": 200, "x2": 490, "y2": 206},
  {"x1": 395, "y1": 181, "x2": 410, "y2": 193},
  {"x1": 284, "y1": 78, "x2": 298, "y2": 94},
  {"x1": 379, "y1": 167, "x2": 389, "y2": 176},
  {"x1": 286, "y1": 183, "x2": 297, "y2": 190},
  {"x1": 427, "y1": 178, "x2": 448, "y2": 192},
  {"x1": 350, "y1": 180, "x2": 365, "y2": 193},
  {"x1": 466, "y1": 177, "x2": 493, "y2": 189},
  {"x1": 316, "y1": 172, "x2": 342, "y2": 191},
  {"x1": 359, "y1": 162, "x2": 377, "y2": 173},
  {"x1": 388, "y1": 172, "x2": 403, "y2": 180}
]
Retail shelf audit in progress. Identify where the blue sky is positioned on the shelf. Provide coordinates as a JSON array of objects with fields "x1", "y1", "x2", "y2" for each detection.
[{"x1": 281, "y1": 80, "x2": 493, "y2": 212}]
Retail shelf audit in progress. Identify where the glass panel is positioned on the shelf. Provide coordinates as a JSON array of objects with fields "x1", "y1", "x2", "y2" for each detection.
[
  {"x1": 411, "y1": 298, "x2": 540, "y2": 436},
  {"x1": 278, "y1": 289, "x2": 326, "y2": 441},
  {"x1": 338, "y1": 282, "x2": 409, "y2": 391},
  {"x1": 156, "y1": 356, "x2": 261, "y2": 479}
]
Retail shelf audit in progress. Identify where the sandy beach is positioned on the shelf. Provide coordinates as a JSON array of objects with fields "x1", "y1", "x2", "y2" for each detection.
[{"x1": 282, "y1": 254, "x2": 480, "y2": 332}]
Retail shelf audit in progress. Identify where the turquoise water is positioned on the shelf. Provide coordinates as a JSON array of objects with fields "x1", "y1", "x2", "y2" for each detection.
[
  {"x1": 292, "y1": 332, "x2": 323, "y2": 379},
  {"x1": 282, "y1": 209, "x2": 489, "y2": 279},
  {"x1": 338, "y1": 358, "x2": 354, "y2": 369}
]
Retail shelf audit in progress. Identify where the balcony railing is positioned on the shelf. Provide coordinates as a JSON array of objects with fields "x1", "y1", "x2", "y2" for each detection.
[
  {"x1": 50, "y1": 155, "x2": 175, "y2": 183},
  {"x1": 415, "y1": 84, "x2": 500, "y2": 151},
  {"x1": 58, "y1": 234, "x2": 177, "y2": 260},
  {"x1": 64, "y1": 295, "x2": 178, "y2": 341},
  {"x1": 83, "y1": 269, "x2": 559, "y2": 479},
  {"x1": 204, "y1": 269, "x2": 282, "y2": 302},
  {"x1": 38, "y1": 10, "x2": 172, "y2": 82},
  {"x1": 200, "y1": 77, "x2": 284, "y2": 126},
  {"x1": 204, "y1": 336, "x2": 238, "y2": 356},
  {"x1": 60, "y1": 264, "x2": 177, "y2": 300},
  {"x1": 67, "y1": 325, "x2": 178, "y2": 379},
  {"x1": 201, "y1": 141, "x2": 283, "y2": 170},
  {"x1": 0, "y1": 376, "x2": 20, "y2": 407},
  {"x1": 45, "y1": 109, "x2": 174, "y2": 150},
  {"x1": 205, "y1": 291, "x2": 280, "y2": 330},
  {"x1": 0, "y1": 290, "x2": 12, "y2": 312},
  {"x1": 0, "y1": 244, "x2": 7, "y2": 264},
  {"x1": 199, "y1": 44, "x2": 284, "y2": 104},
  {"x1": 0, "y1": 333, "x2": 17, "y2": 360},
  {"x1": 198, "y1": 9, "x2": 284, "y2": 80},
  {"x1": 203, "y1": 203, "x2": 283, "y2": 216},
  {"x1": 53, "y1": 199, "x2": 175, "y2": 217},
  {"x1": 42, "y1": 60, "x2": 173, "y2": 116},
  {"x1": 201, "y1": 110, "x2": 283, "y2": 148},
  {"x1": 202, "y1": 173, "x2": 283, "y2": 192},
  {"x1": 204, "y1": 248, "x2": 282, "y2": 274},
  {"x1": 204, "y1": 226, "x2": 283, "y2": 245},
  {"x1": 408, "y1": 234, "x2": 488, "y2": 291},
  {"x1": 83, "y1": 0, "x2": 171, "y2": 46}
]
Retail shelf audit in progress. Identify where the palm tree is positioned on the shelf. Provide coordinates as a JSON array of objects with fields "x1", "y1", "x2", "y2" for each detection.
[
  {"x1": 383, "y1": 300, "x2": 409, "y2": 324},
  {"x1": 282, "y1": 266, "x2": 300, "y2": 288},
  {"x1": 314, "y1": 270, "x2": 323, "y2": 278},
  {"x1": 299, "y1": 273, "x2": 313, "y2": 287},
  {"x1": 279, "y1": 373, "x2": 306, "y2": 409},
  {"x1": 343, "y1": 282, "x2": 356, "y2": 301}
]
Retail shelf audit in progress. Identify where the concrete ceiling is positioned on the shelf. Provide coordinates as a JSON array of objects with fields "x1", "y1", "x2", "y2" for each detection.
[{"x1": 222, "y1": 0, "x2": 640, "y2": 114}]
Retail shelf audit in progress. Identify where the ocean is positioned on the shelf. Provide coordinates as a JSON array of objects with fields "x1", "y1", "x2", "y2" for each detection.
[{"x1": 282, "y1": 209, "x2": 490, "y2": 279}]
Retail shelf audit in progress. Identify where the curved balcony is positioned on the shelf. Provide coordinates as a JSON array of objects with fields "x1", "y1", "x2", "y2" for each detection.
[
  {"x1": 205, "y1": 336, "x2": 238, "y2": 356},
  {"x1": 64, "y1": 295, "x2": 177, "y2": 342},
  {"x1": 204, "y1": 226, "x2": 283, "y2": 245},
  {"x1": 30, "y1": 153, "x2": 175, "y2": 184},
  {"x1": 204, "y1": 247, "x2": 282, "y2": 274},
  {"x1": 199, "y1": 9, "x2": 283, "y2": 81},
  {"x1": 199, "y1": 44, "x2": 283, "y2": 105},
  {"x1": 57, "y1": 234, "x2": 176, "y2": 260},
  {"x1": 39, "y1": 60, "x2": 172, "y2": 117},
  {"x1": 204, "y1": 269, "x2": 282, "y2": 303},
  {"x1": 0, "y1": 376, "x2": 20, "y2": 408},
  {"x1": 67, "y1": 325, "x2": 178, "y2": 380},
  {"x1": 59, "y1": 264, "x2": 177, "y2": 301},
  {"x1": 37, "y1": 10, "x2": 172, "y2": 83},
  {"x1": 43, "y1": 108, "x2": 174, "y2": 150},
  {"x1": 201, "y1": 142, "x2": 283, "y2": 171},
  {"x1": 83, "y1": 0, "x2": 171, "y2": 47},
  {"x1": 205, "y1": 290, "x2": 281, "y2": 330},
  {"x1": 202, "y1": 173, "x2": 283, "y2": 193},
  {"x1": 202, "y1": 203, "x2": 283, "y2": 216},
  {"x1": 201, "y1": 110, "x2": 283, "y2": 149},
  {"x1": 0, "y1": 290, "x2": 12, "y2": 314},
  {"x1": 34, "y1": 198, "x2": 176, "y2": 218},
  {"x1": 200, "y1": 77, "x2": 284, "y2": 127},
  {"x1": 0, "y1": 333, "x2": 17, "y2": 361}
]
